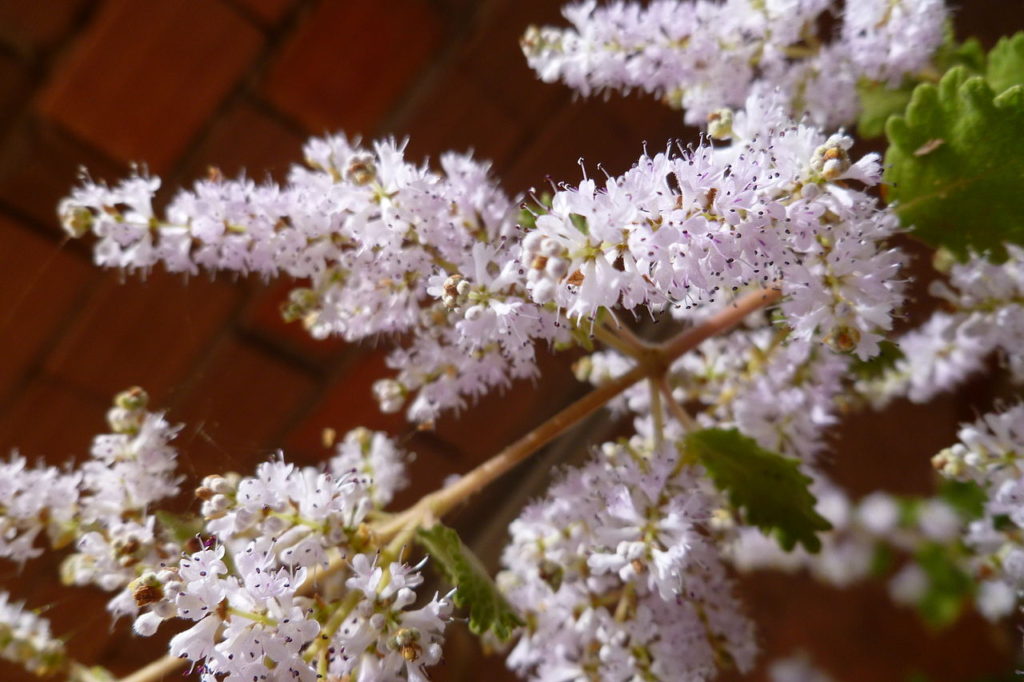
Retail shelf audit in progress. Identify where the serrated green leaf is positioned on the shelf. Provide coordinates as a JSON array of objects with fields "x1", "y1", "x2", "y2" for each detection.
[
  {"x1": 686, "y1": 428, "x2": 831, "y2": 552},
  {"x1": 884, "y1": 67, "x2": 1024, "y2": 260},
  {"x1": 857, "y1": 79, "x2": 915, "y2": 139},
  {"x1": 986, "y1": 33, "x2": 1024, "y2": 95},
  {"x1": 416, "y1": 523, "x2": 523, "y2": 641},
  {"x1": 934, "y1": 32, "x2": 986, "y2": 75},
  {"x1": 850, "y1": 339, "x2": 904, "y2": 380},
  {"x1": 855, "y1": 31, "x2": 989, "y2": 140},
  {"x1": 913, "y1": 542, "x2": 974, "y2": 629}
]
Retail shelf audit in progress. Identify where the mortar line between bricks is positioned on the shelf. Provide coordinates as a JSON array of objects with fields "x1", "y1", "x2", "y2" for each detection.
[
  {"x1": 244, "y1": 92, "x2": 313, "y2": 140},
  {"x1": 377, "y1": 0, "x2": 491, "y2": 140},
  {"x1": 226, "y1": 330, "x2": 331, "y2": 462},
  {"x1": 164, "y1": 0, "x2": 315, "y2": 189},
  {"x1": 0, "y1": 1, "x2": 109, "y2": 129},
  {"x1": 0, "y1": 265, "x2": 106, "y2": 418},
  {"x1": 218, "y1": 0, "x2": 275, "y2": 31},
  {"x1": 232, "y1": 322, "x2": 329, "y2": 378},
  {"x1": 265, "y1": 339, "x2": 404, "y2": 462},
  {"x1": 158, "y1": 276, "x2": 265, "y2": 415}
]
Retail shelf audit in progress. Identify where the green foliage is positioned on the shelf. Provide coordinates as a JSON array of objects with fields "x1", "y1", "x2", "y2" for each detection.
[
  {"x1": 933, "y1": 33, "x2": 986, "y2": 75},
  {"x1": 869, "y1": 543, "x2": 894, "y2": 578},
  {"x1": 569, "y1": 212, "x2": 589, "y2": 234},
  {"x1": 857, "y1": 79, "x2": 915, "y2": 139},
  {"x1": 850, "y1": 340, "x2": 904, "y2": 381},
  {"x1": 985, "y1": 33, "x2": 1024, "y2": 95},
  {"x1": 913, "y1": 542, "x2": 974, "y2": 629},
  {"x1": 884, "y1": 66, "x2": 1024, "y2": 260},
  {"x1": 155, "y1": 510, "x2": 204, "y2": 545},
  {"x1": 416, "y1": 523, "x2": 523, "y2": 641},
  {"x1": 937, "y1": 479, "x2": 987, "y2": 520},
  {"x1": 516, "y1": 191, "x2": 552, "y2": 231},
  {"x1": 685, "y1": 428, "x2": 831, "y2": 552},
  {"x1": 856, "y1": 32, "x2": 985, "y2": 139}
]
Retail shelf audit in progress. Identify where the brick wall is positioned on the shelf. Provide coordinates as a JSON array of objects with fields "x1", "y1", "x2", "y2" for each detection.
[{"x1": 0, "y1": 1, "x2": 1020, "y2": 680}]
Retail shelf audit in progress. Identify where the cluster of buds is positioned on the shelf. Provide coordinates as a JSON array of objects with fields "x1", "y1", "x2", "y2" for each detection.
[
  {"x1": 521, "y1": 228, "x2": 573, "y2": 305},
  {"x1": 440, "y1": 273, "x2": 471, "y2": 310}
]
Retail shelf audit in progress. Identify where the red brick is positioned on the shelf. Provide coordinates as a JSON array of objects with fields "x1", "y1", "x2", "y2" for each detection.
[
  {"x1": 42, "y1": 269, "x2": 242, "y2": 401},
  {"x1": 36, "y1": 0, "x2": 263, "y2": 172},
  {"x1": 431, "y1": 345, "x2": 580, "y2": 460},
  {"x1": 168, "y1": 336, "x2": 316, "y2": 476},
  {"x1": 242, "y1": 278, "x2": 348, "y2": 365},
  {"x1": 501, "y1": 99, "x2": 635, "y2": 194},
  {"x1": 453, "y1": 0, "x2": 567, "y2": 128},
  {"x1": 0, "y1": 564, "x2": 124, "y2": 676},
  {"x1": 395, "y1": 67, "x2": 525, "y2": 170},
  {"x1": 0, "y1": 53, "x2": 30, "y2": 126},
  {"x1": 0, "y1": 118, "x2": 124, "y2": 228},
  {"x1": 0, "y1": 0, "x2": 88, "y2": 52},
  {"x1": 264, "y1": 0, "x2": 443, "y2": 136},
  {"x1": 0, "y1": 217, "x2": 94, "y2": 402},
  {"x1": 182, "y1": 98, "x2": 305, "y2": 184},
  {"x1": 284, "y1": 348, "x2": 410, "y2": 458},
  {"x1": 0, "y1": 375, "x2": 107, "y2": 460},
  {"x1": 282, "y1": 345, "x2": 467, "y2": 507},
  {"x1": 235, "y1": 0, "x2": 297, "y2": 26}
]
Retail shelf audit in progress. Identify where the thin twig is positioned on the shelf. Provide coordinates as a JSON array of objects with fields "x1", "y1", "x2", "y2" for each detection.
[
  {"x1": 657, "y1": 376, "x2": 699, "y2": 432},
  {"x1": 118, "y1": 655, "x2": 184, "y2": 682},
  {"x1": 649, "y1": 378, "x2": 665, "y2": 449}
]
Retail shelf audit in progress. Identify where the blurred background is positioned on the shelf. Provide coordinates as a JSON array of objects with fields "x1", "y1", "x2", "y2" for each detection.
[{"x1": 0, "y1": 0, "x2": 1021, "y2": 680}]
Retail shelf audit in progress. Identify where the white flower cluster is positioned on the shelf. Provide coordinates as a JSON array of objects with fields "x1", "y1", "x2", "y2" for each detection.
[
  {"x1": 330, "y1": 426, "x2": 410, "y2": 509},
  {"x1": 197, "y1": 455, "x2": 377, "y2": 572},
  {"x1": 522, "y1": 0, "x2": 947, "y2": 127},
  {"x1": 331, "y1": 553, "x2": 451, "y2": 681},
  {"x1": 0, "y1": 388, "x2": 181, "y2": 601},
  {"x1": 138, "y1": 541, "x2": 322, "y2": 681},
  {"x1": 932, "y1": 404, "x2": 1024, "y2": 621},
  {"x1": 60, "y1": 137, "x2": 571, "y2": 424},
  {"x1": 0, "y1": 591, "x2": 67, "y2": 677},
  {"x1": 525, "y1": 93, "x2": 904, "y2": 358},
  {"x1": 863, "y1": 245, "x2": 1024, "y2": 406},
  {"x1": 62, "y1": 92, "x2": 906, "y2": 425},
  {"x1": 0, "y1": 454, "x2": 80, "y2": 562},
  {"x1": 124, "y1": 429, "x2": 450, "y2": 681},
  {"x1": 499, "y1": 439, "x2": 756, "y2": 681}
]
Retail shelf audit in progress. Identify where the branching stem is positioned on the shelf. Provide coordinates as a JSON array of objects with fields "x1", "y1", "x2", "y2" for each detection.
[
  {"x1": 375, "y1": 287, "x2": 780, "y2": 540},
  {"x1": 117, "y1": 286, "x2": 780, "y2": 682}
]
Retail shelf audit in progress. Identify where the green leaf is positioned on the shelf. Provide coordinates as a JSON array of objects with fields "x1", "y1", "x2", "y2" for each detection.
[
  {"x1": 884, "y1": 67, "x2": 1024, "y2": 259},
  {"x1": 154, "y1": 510, "x2": 203, "y2": 545},
  {"x1": 869, "y1": 543, "x2": 894, "y2": 578},
  {"x1": 850, "y1": 339, "x2": 905, "y2": 380},
  {"x1": 569, "y1": 212, "x2": 589, "y2": 235},
  {"x1": 934, "y1": 33, "x2": 986, "y2": 75},
  {"x1": 937, "y1": 479, "x2": 986, "y2": 520},
  {"x1": 856, "y1": 30, "x2": 986, "y2": 139},
  {"x1": 985, "y1": 33, "x2": 1024, "y2": 95},
  {"x1": 516, "y1": 191, "x2": 552, "y2": 231},
  {"x1": 416, "y1": 523, "x2": 523, "y2": 641},
  {"x1": 913, "y1": 542, "x2": 974, "y2": 629},
  {"x1": 685, "y1": 428, "x2": 831, "y2": 552},
  {"x1": 857, "y1": 79, "x2": 915, "y2": 139}
]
